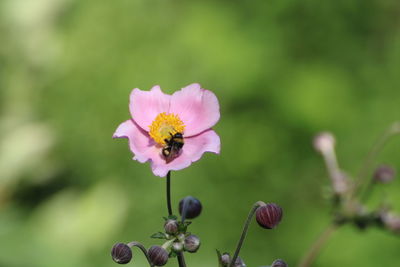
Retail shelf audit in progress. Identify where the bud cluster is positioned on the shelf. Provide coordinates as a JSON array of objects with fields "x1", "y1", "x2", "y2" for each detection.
[
  {"x1": 148, "y1": 196, "x2": 202, "y2": 264},
  {"x1": 311, "y1": 129, "x2": 400, "y2": 242},
  {"x1": 111, "y1": 196, "x2": 203, "y2": 266}
]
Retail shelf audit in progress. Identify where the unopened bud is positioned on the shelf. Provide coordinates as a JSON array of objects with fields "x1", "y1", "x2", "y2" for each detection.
[
  {"x1": 111, "y1": 243, "x2": 132, "y2": 264},
  {"x1": 219, "y1": 253, "x2": 246, "y2": 267},
  {"x1": 391, "y1": 121, "x2": 400, "y2": 133},
  {"x1": 313, "y1": 132, "x2": 335, "y2": 154},
  {"x1": 179, "y1": 196, "x2": 202, "y2": 219},
  {"x1": 184, "y1": 234, "x2": 200, "y2": 253},
  {"x1": 380, "y1": 212, "x2": 400, "y2": 233},
  {"x1": 172, "y1": 241, "x2": 183, "y2": 252},
  {"x1": 271, "y1": 259, "x2": 288, "y2": 267},
  {"x1": 164, "y1": 219, "x2": 179, "y2": 235},
  {"x1": 148, "y1": 246, "x2": 169, "y2": 266},
  {"x1": 256, "y1": 203, "x2": 283, "y2": 229},
  {"x1": 233, "y1": 256, "x2": 246, "y2": 267},
  {"x1": 374, "y1": 165, "x2": 395, "y2": 183},
  {"x1": 220, "y1": 253, "x2": 231, "y2": 266}
]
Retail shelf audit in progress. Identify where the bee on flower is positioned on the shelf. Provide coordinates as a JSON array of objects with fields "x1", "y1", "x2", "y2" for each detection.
[{"x1": 113, "y1": 83, "x2": 221, "y2": 177}]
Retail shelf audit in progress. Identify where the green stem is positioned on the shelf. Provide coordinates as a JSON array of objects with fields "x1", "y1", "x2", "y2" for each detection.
[
  {"x1": 359, "y1": 180, "x2": 375, "y2": 203},
  {"x1": 229, "y1": 201, "x2": 265, "y2": 267},
  {"x1": 165, "y1": 171, "x2": 185, "y2": 267},
  {"x1": 297, "y1": 224, "x2": 338, "y2": 267},
  {"x1": 177, "y1": 252, "x2": 187, "y2": 267},
  {"x1": 127, "y1": 241, "x2": 154, "y2": 267},
  {"x1": 166, "y1": 171, "x2": 172, "y2": 216},
  {"x1": 353, "y1": 122, "x2": 400, "y2": 198}
]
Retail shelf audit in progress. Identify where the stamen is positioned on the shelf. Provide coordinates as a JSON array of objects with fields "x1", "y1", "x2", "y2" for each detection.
[{"x1": 149, "y1": 113, "x2": 185, "y2": 145}]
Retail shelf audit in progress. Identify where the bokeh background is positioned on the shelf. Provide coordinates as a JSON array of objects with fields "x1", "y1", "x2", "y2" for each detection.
[{"x1": 1, "y1": 0, "x2": 400, "y2": 266}]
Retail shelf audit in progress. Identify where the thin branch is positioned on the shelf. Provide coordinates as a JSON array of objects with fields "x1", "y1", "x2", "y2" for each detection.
[
  {"x1": 229, "y1": 201, "x2": 265, "y2": 267},
  {"x1": 354, "y1": 122, "x2": 400, "y2": 198},
  {"x1": 297, "y1": 224, "x2": 338, "y2": 267},
  {"x1": 166, "y1": 171, "x2": 172, "y2": 216},
  {"x1": 177, "y1": 252, "x2": 187, "y2": 267},
  {"x1": 127, "y1": 241, "x2": 154, "y2": 267}
]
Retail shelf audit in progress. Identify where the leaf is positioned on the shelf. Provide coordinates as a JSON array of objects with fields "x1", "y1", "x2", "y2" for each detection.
[
  {"x1": 164, "y1": 215, "x2": 178, "y2": 221},
  {"x1": 178, "y1": 220, "x2": 192, "y2": 232},
  {"x1": 150, "y1": 232, "x2": 167, "y2": 239},
  {"x1": 216, "y1": 250, "x2": 223, "y2": 267}
]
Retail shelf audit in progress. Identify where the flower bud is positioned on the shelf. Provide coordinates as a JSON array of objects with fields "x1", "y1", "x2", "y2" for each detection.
[
  {"x1": 148, "y1": 246, "x2": 169, "y2": 266},
  {"x1": 172, "y1": 241, "x2": 183, "y2": 252},
  {"x1": 313, "y1": 132, "x2": 335, "y2": 154},
  {"x1": 379, "y1": 210, "x2": 400, "y2": 233},
  {"x1": 256, "y1": 203, "x2": 283, "y2": 229},
  {"x1": 183, "y1": 234, "x2": 200, "y2": 253},
  {"x1": 374, "y1": 165, "x2": 395, "y2": 183},
  {"x1": 220, "y1": 253, "x2": 231, "y2": 266},
  {"x1": 164, "y1": 219, "x2": 179, "y2": 235},
  {"x1": 271, "y1": 259, "x2": 288, "y2": 267},
  {"x1": 111, "y1": 243, "x2": 132, "y2": 264},
  {"x1": 219, "y1": 253, "x2": 246, "y2": 267},
  {"x1": 179, "y1": 196, "x2": 202, "y2": 219},
  {"x1": 233, "y1": 256, "x2": 246, "y2": 267}
]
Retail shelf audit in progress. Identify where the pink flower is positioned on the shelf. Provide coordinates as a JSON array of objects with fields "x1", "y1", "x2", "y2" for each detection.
[{"x1": 113, "y1": 83, "x2": 221, "y2": 177}]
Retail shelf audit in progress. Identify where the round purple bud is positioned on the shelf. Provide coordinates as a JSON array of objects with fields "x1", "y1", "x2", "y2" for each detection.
[
  {"x1": 271, "y1": 259, "x2": 288, "y2": 267},
  {"x1": 111, "y1": 243, "x2": 132, "y2": 264},
  {"x1": 183, "y1": 234, "x2": 201, "y2": 253},
  {"x1": 148, "y1": 246, "x2": 169, "y2": 266},
  {"x1": 256, "y1": 203, "x2": 283, "y2": 229},
  {"x1": 179, "y1": 196, "x2": 202, "y2": 219},
  {"x1": 164, "y1": 219, "x2": 179, "y2": 235},
  {"x1": 374, "y1": 165, "x2": 395, "y2": 183}
]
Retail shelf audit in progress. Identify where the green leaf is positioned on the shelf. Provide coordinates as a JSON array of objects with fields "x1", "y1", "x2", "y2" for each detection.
[
  {"x1": 216, "y1": 250, "x2": 223, "y2": 267},
  {"x1": 150, "y1": 232, "x2": 167, "y2": 239},
  {"x1": 164, "y1": 215, "x2": 178, "y2": 221},
  {"x1": 168, "y1": 215, "x2": 178, "y2": 220},
  {"x1": 177, "y1": 220, "x2": 192, "y2": 232}
]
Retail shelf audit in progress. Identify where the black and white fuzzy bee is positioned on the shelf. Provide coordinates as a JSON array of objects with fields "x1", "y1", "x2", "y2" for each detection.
[{"x1": 162, "y1": 132, "x2": 184, "y2": 163}]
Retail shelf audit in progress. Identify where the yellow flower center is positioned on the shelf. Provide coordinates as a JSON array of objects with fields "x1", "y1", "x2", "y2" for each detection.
[{"x1": 149, "y1": 112, "x2": 185, "y2": 145}]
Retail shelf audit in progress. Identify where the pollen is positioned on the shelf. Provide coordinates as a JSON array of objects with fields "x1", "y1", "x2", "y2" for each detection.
[{"x1": 149, "y1": 112, "x2": 185, "y2": 145}]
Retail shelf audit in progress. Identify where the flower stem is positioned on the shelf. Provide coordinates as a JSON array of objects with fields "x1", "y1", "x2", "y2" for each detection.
[
  {"x1": 127, "y1": 241, "x2": 154, "y2": 267},
  {"x1": 177, "y1": 252, "x2": 187, "y2": 267},
  {"x1": 229, "y1": 201, "x2": 265, "y2": 267},
  {"x1": 165, "y1": 171, "x2": 185, "y2": 267},
  {"x1": 166, "y1": 171, "x2": 172, "y2": 216},
  {"x1": 297, "y1": 224, "x2": 338, "y2": 267},
  {"x1": 354, "y1": 122, "x2": 400, "y2": 197},
  {"x1": 359, "y1": 180, "x2": 375, "y2": 203}
]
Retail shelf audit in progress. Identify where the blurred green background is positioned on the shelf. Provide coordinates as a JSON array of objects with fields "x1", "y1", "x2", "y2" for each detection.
[{"x1": 1, "y1": 0, "x2": 400, "y2": 266}]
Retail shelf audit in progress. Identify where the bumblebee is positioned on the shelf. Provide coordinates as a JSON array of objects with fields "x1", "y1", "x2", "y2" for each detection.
[{"x1": 162, "y1": 132, "x2": 184, "y2": 163}]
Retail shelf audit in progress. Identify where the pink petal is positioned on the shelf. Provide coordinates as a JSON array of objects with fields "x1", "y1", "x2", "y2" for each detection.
[
  {"x1": 151, "y1": 130, "x2": 221, "y2": 177},
  {"x1": 129, "y1": 85, "x2": 170, "y2": 131},
  {"x1": 169, "y1": 83, "x2": 220, "y2": 137},
  {"x1": 113, "y1": 119, "x2": 157, "y2": 163}
]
